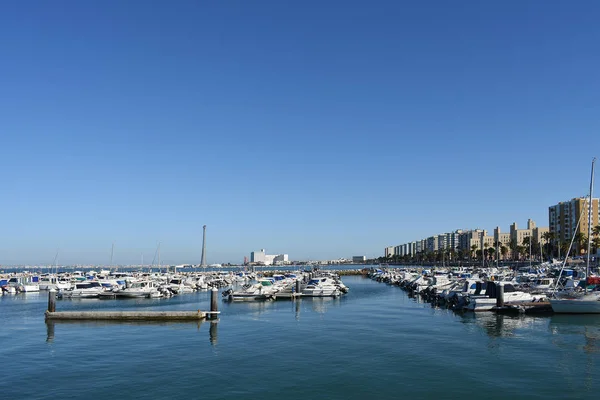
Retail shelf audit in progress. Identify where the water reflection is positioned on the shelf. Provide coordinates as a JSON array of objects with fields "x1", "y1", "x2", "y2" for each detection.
[
  {"x1": 45, "y1": 319, "x2": 206, "y2": 341},
  {"x1": 459, "y1": 313, "x2": 545, "y2": 338},
  {"x1": 209, "y1": 321, "x2": 218, "y2": 345},
  {"x1": 306, "y1": 297, "x2": 340, "y2": 314},
  {"x1": 549, "y1": 315, "x2": 600, "y2": 354}
]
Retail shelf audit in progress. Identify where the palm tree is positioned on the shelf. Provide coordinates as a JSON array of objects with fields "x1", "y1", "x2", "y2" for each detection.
[
  {"x1": 592, "y1": 225, "x2": 600, "y2": 255},
  {"x1": 541, "y1": 231, "x2": 555, "y2": 259},
  {"x1": 560, "y1": 241, "x2": 570, "y2": 259},
  {"x1": 592, "y1": 236, "x2": 600, "y2": 256},
  {"x1": 470, "y1": 244, "x2": 478, "y2": 261},
  {"x1": 516, "y1": 245, "x2": 527, "y2": 261},
  {"x1": 522, "y1": 236, "x2": 531, "y2": 260},
  {"x1": 487, "y1": 247, "x2": 496, "y2": 261},
  {"x1": 500, "y1": 245, "x2": 508, "y2": 260},
  {"x1": 573, "y1": 232, "x2": 587, "y2": 255},
  {"x1": 509, "y1": 239, "x2": 518, "y2": 261}
]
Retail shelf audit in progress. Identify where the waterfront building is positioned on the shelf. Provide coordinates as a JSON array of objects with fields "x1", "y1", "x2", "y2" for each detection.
[
  {"x1": 458, "y1": 229, "x2": 486, "y2": 251},
  {"x1": 493, "y1": 227, "x2": 512, "y2": 259},
  {"x1": 385, "y1": 246, "x2": 395, "y2": 258},
  {"x1": 250, "y1": 249, "x2": 266, "y2": 264},
  {"x1": 510, "y1": 220, "x2": 534, "y2": 247},
  {"x1": 250, "y1": 249, "x2": 289, "y2": 266},
  {"x1": 273, "y1": 254, "x2": 289, "y2": 263},
  {"x1": 352, "y1": 256, "x2": 366, "y2": 263},
  {"x1": 426, "y1": 235, "x2": 439, "y2": 253},
  {"x1": 549, "y1": 197, "x2": 599, "y2": 254}
]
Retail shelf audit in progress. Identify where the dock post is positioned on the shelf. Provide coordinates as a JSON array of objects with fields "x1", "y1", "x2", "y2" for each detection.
[
  {"x1": 210, "y1": 288, "x2": 218, "y2": 320},
  {"x1": 296, "y1": 279, "x2": 301, "y2": 296},
  {"x1": 496, "y1": 283, "x2": 504, "y2": 308},
  {"x1": 48, "y1": 289, "x2": 56, "y2": 313}
]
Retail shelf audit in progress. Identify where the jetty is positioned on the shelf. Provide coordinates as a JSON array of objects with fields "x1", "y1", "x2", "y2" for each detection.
[
  {"x1": 44, "y1": 288, "x2": 220, "y2": 321},
  {"x1": 45, "y1": 310, "x2": 213, "y2": 321}
]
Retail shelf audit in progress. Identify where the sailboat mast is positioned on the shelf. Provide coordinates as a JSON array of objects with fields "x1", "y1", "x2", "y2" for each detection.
[
  {"x1": 529, "y1": 236, "x2": 532, "y2": 268},
  {"x1": 586, "y1": 158, "x2": 596, "y2": 293}
]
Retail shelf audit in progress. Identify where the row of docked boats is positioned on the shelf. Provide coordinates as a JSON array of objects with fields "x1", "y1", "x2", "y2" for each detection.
[
  {"x1": 0, "y1": 270, "x2": 253, "y2": 299},
  {"x1": 0, "y1": 269, "x2": 350, "y2": 301},
  {"x1": 221, "y1": 272, "x2": 349, "y2": 301},
  {"x1": 369, "y1": 262, "x2": 600, "y2": 313}
]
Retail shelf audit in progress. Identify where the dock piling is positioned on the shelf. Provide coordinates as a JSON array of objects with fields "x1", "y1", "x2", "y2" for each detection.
[
  {"x1": 295, "y1": 279, "x2": 301, "y2": 295},
  {"x1": 48, "y1": 289, "x2": 56, "y2": 313},
  {"x1": 496, "y1": 283, "x2": 505, "y2": 308},
  {"x1": 210, "y1": 288, "x2": 218, "y2": 320}
]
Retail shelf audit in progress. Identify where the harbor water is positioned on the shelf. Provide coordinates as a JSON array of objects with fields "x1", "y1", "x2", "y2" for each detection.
[{"x1": 1, "y1": 275, "x2": 600, "y2": 399}]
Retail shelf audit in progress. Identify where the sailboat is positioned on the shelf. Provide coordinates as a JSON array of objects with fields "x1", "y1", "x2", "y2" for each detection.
[{"x1": 550, "y1": 157, "x2": 600, "y2": 314}]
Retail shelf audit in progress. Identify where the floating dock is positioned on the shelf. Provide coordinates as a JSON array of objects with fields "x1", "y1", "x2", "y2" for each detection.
[
  {"x1": 492, "y1": 301, "x2": 553, "y2": 315},
  {"x1": 44, "y1": 288, "x2": 220, "y2": 321},
  {"x1": 272, "y1": 292, "x2": 303, "y2": 300},
  {"x1": 45, "y1": 310, "x2": 216, "y2": 321}
]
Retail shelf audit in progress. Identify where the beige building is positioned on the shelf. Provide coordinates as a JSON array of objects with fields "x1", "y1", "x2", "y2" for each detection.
[
  {"x1": 493, "y1": 227, "x2": 512, "y2": 259},
  {"x1": 510, "y1": 220, "x2": 534, "y2": 246},
  {"x1": 549, "y1": 197, "x2": 599, "y2": 253}
]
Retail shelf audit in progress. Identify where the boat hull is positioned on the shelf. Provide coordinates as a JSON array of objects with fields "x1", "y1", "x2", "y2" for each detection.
[{"x1": 549, "y1": 298, "x2": 600, "y2": 314}]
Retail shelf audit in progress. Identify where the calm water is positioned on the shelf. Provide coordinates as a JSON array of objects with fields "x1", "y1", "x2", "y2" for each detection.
[{"x1": 2, "y1": 276, "x2": 600, "y2": 399}]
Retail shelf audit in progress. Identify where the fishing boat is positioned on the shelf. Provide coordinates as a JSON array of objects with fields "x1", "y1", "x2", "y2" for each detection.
[{"x1": 550, "y1": 157, "x2": 600, "y2": 314}]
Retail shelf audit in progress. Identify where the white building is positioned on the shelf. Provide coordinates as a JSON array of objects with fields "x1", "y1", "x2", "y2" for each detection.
[{"x1": 250, "y1": 249, "x2": 289, "y2": 265}]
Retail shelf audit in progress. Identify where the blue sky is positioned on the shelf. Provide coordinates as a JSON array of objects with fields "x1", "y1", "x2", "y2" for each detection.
[{"x1": 1, "y1": 1, "x2": 599, "y2": 265}]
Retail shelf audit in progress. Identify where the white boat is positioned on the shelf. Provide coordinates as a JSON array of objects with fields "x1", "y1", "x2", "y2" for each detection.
[
  {"x1": 115, "y1": 280, "x2": 161, "y2": 298},
  {"x1": 465, "y1": 289, "x2": 541, "y2": 312},
  {"x1": 8, "y1": 277, "x2": 40, "y2": 293},
  {"x1": 302, "y1": 277, "x2": 341, "y2": 297},
  {"x1": 167, "y1": 278, "x2": 195, "y2": 294},
  {"x1": 549, "y1": 292, "x2": 600, "y2": 313},
  {"x1": 61, "y1": 281, "x2": 105, "y2": 298},
  {"x1": 38, "y1": 275, "x2": 71, "y2": 291},
  {"x1": 550, "y1": 157, "x2": 600, "y2": 314},
  {"x1": 225, "y1": 279, "x2": 279, "y2": 301}
]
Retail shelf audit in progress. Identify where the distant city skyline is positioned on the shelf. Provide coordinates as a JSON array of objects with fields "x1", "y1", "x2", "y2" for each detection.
[{"x1": 1, "y1": 1, "x2": 599, "y2": 265}]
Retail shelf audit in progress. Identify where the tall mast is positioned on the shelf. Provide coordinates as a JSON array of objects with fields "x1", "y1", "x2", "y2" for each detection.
[
  {"x1": 586, "y1": 158, "x2": 596, "y2": 293},
  {"x1": 529, "y1": 236, "x2": 532, "y2": 268},
  {"x1": 481, "y1": 231, "x2": 485, "y2": 268}
]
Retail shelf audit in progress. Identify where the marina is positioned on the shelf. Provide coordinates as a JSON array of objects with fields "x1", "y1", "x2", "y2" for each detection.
[{"x1": 2, "y1": 274, "x2": 600, "y2": 399}]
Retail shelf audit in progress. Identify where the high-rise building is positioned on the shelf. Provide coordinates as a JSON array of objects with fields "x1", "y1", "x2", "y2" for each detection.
[
  {"x1": 385, "y1": 246, "x2": 395, "y2": 258},
  {"x1": 549, "y1": 197, "x2": 599, "y2": 253}
]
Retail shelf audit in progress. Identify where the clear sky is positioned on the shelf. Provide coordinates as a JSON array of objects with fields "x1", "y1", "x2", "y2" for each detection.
[{"x1": 1, "y1": 1, "x2": 599, "y2": 266}]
